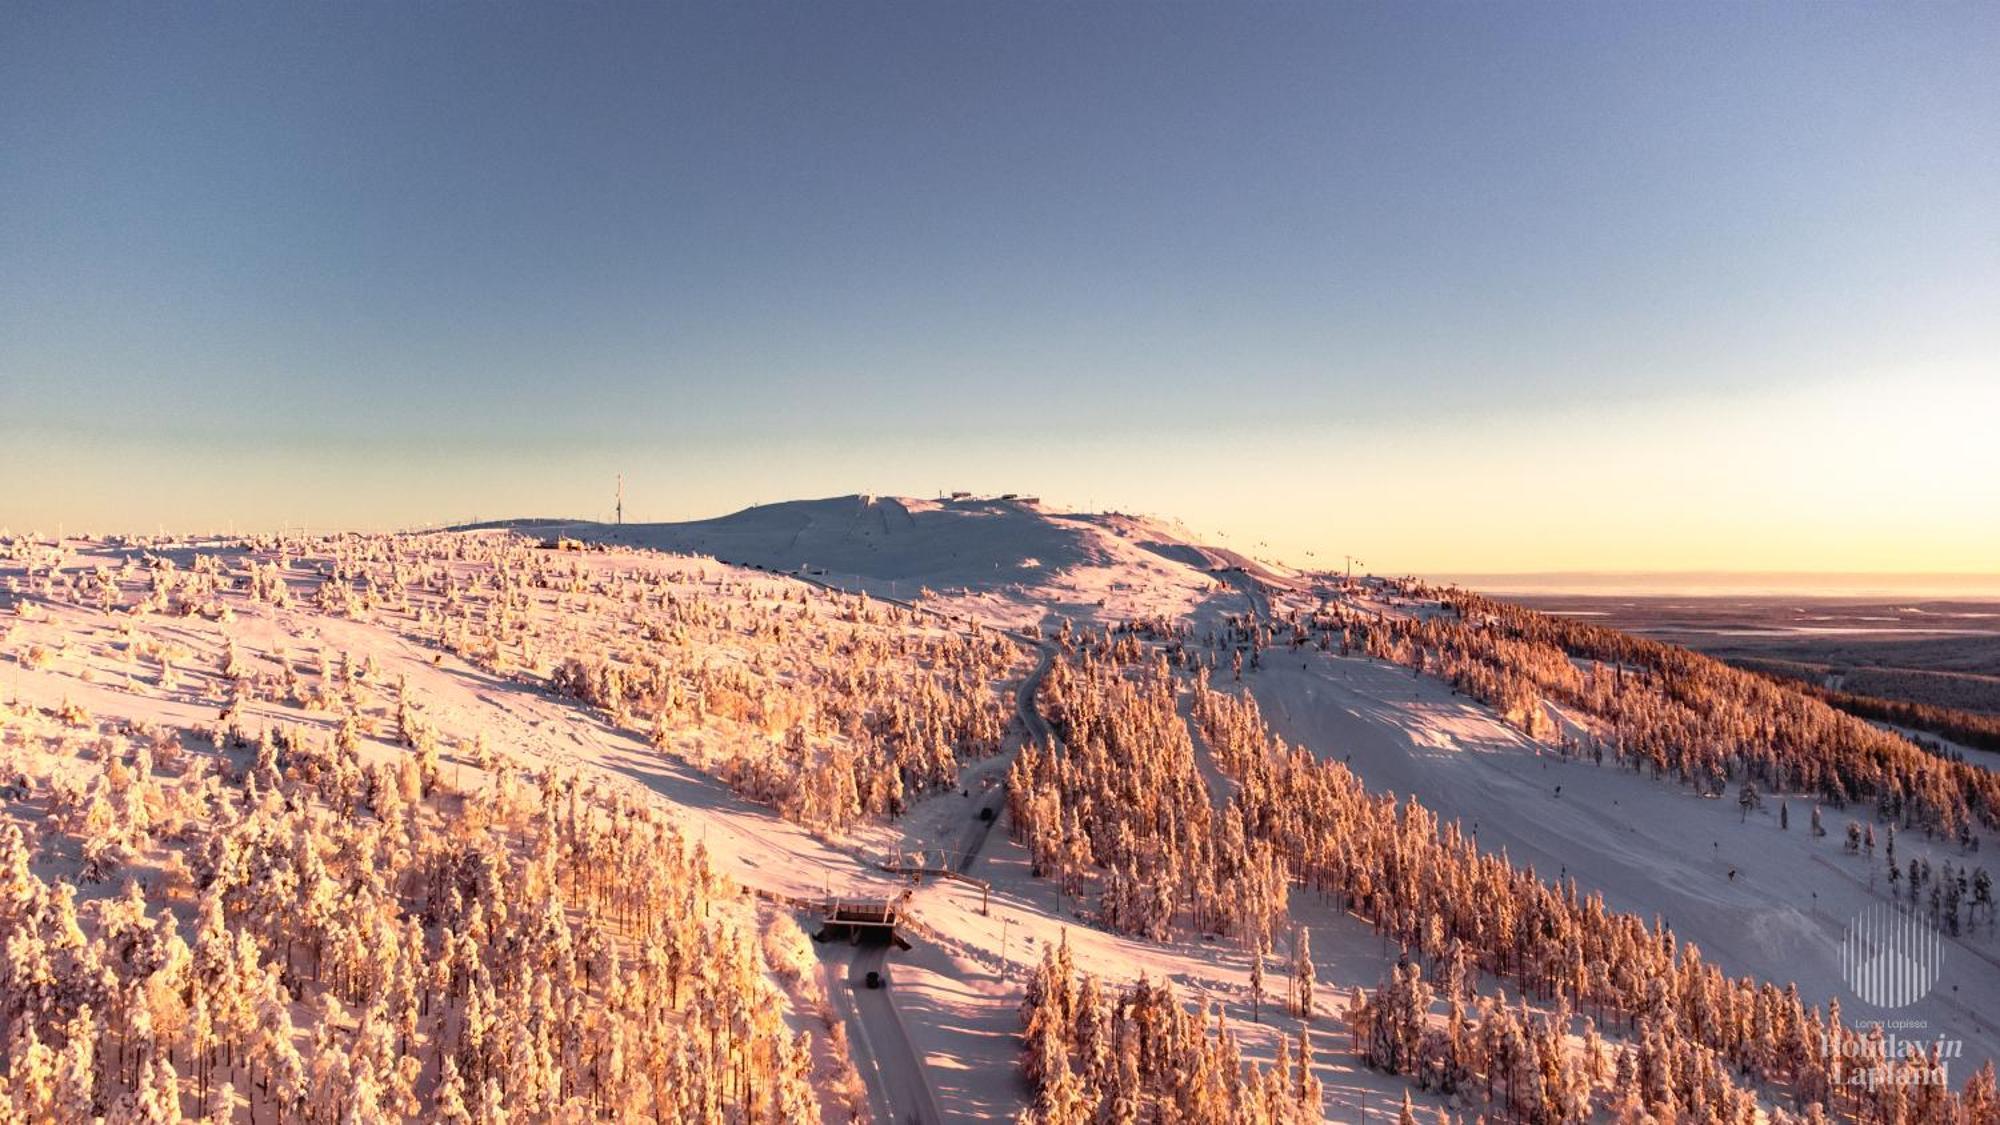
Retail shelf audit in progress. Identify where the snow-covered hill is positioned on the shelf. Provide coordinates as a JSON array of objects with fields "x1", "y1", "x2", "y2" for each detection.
[
  {"x1": 10, "y1": 507, "x2": 1999, "y2": 1123},
  {"x1": 493, "y1": 497, "x2": 2000, "y2": 1080},
  {"x1": 481, "y1": 494, "x2": 1298, "y2": 629}
]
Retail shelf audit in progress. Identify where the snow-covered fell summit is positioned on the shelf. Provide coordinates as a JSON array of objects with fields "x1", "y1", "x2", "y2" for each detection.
[{"x1": 482, "y1": 494, "x2": 1297, "y2": 626}]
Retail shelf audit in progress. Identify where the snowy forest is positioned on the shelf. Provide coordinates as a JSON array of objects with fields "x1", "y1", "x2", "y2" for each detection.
[
  {"x1": 1007, "y1": 597, "x2": 2000, "y2": 1124},
  {"x1": 5, "y1": 526, "x2": 2000, "y2": 1123},
  {"x1": 0, "y1": 530, "x2": 1003, "y2": 1121},
  {"x1": 0, "y1": 679, "x2": 825, "y2": 1121},
  {"x1": 1301, "y1": 585, "x2": 2000, "y2": 837}
]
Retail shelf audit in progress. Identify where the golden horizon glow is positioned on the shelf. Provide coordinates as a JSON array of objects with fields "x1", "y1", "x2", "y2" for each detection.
[{"x1": 4, "y1": 372, "x2": 1995, "y2": 579}]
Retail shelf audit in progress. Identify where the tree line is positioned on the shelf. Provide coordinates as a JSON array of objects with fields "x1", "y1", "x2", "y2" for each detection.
[
  {"x1": 1282, "y1": 585, "x2": 2000, "y2": 839},
  {"x1": 1007, "y1": 633, "x2": 2000, "y2": 1123}
]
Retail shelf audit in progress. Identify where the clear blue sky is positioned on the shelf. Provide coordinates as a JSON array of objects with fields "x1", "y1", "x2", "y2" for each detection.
[{"x1": 3, "y1": 2, "x2": 1995, "y2": 572}]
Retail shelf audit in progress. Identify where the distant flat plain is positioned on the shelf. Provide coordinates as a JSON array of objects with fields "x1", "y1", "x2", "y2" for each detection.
[{"x1": 1458, "y1": 576, "x2": 2000, "y2": 714}]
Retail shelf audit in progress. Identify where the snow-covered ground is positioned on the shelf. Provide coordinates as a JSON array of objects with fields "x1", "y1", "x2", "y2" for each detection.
[
  {"x1": 10, "y1": 499, "x2": 1996, "y2": 1121},
  {"x1": 876, "y1": 781, "x2": 1468, "y2": 1122},
  {"x1": 1230, "y1": 580, "x2": 2000, "y2": 1072}
]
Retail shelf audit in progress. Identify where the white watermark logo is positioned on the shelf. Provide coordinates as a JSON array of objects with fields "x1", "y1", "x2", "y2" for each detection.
[
  {"x1": 1824, "y1": 1022, "x2": 1959, "y2": 1090},
  {"x1": 1841, "y1": 903, "x2": 1944, "y2": 1008}
]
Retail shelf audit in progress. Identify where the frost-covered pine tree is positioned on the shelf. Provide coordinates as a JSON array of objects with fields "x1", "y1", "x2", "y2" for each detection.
[{"x1": 1292, "y1": 927, "x2": 1315, "y2": 1020}]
